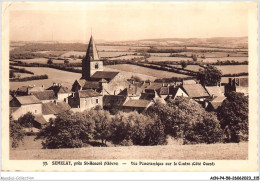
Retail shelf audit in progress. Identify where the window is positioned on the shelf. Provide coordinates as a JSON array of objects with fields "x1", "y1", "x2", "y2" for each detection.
[
  {"x1": 95, "y1": 63, "x2": 99, "y2": 69},
  {"x1": 96, "y1": 99, "x2": 99, "y2": 104}
]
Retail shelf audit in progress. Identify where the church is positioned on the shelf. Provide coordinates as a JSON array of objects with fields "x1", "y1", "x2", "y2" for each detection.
[{"x1": 69, "y1": 35, "x2": 130, "y2": 110}]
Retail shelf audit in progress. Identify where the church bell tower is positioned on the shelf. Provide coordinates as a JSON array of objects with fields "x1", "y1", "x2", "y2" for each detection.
[{"x1": 82, "y1": 35, "x2": 103, "y2": 80}]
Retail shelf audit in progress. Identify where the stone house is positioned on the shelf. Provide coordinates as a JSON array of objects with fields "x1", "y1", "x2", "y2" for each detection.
[
  {"x1": 68, "y1": 89, "x2": 103, "y2": 110},
  {"x1": 47, "y1": 83, "x2": 72, "y2": 102},
  {"x1": 9, "y1": 95, "x2": 42, "y2": 120}
]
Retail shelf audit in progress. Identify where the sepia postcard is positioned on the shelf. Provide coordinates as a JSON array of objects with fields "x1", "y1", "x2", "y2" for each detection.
[{"x1": 1, "y1": 1, "x2": 258, "y2": 172}]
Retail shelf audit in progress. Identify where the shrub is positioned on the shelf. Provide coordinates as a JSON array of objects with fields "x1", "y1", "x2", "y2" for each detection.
[
  {"x1": 217, "y1": 92, "x2": 248, "y2": 143},
  {"x1": 47, "y1": 59, "x2": 53, "y2": 64},
  {"x1": 110, "y1": 112, "x2": 167, "y2": 146},
  {"x1": 180, "y1": 60, "x2": 187, "y2": 69},
  {"x1": 18, "y1": 112, "x2": 35, "y2": 131},
  {"x1": 10, "y1": 119, "x2": 25, "y2": 148},
  {"x1": 120, "y1": 139, "x2": 133, "y2": 146},
  {"x1": 64, "y1": 59, "x2": 69, "y2": 64},
  {"x1": 9, "y1": 70, "x2": 16, "y2": 78},
  {"x1": 36, "y1": 112, "x2": 95, "y2": 149}
]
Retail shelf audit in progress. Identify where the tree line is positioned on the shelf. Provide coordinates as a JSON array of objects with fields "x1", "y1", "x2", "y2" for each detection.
[{"x1": 10, "y1": 92, "x2": 248, "y2": 149}]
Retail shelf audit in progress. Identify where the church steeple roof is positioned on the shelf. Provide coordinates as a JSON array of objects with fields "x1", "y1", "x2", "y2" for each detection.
[{"x1": 85, "y1": 35, "x2": 99, "y2": 61}]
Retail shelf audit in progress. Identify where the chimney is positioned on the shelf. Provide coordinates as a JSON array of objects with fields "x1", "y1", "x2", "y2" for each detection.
[
  {"x1": 53, "y1": 83, "x2": 56, "y2": 86},
  {"x1": 149, "y1": 81, "x2": 151, "y2": 86},
  {"x1": 132, "y1": 80, "x2": 135, "y2": 84},
  {"x1": 162, "y1": 83, "x2": 165, "y2": 87},
  {"x1": 58, "y1": 83, "x2": 61, "y2": 87}
]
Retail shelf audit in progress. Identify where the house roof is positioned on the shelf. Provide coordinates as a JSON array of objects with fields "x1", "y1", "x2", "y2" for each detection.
[
  {"x1": 159, "y1": 87, "x2": 170, "y2": 95},
  {"x1": 78, "y1": 79, "x2": 87, "y2": 87},
  {"x1": 16, "y1": 86, "x2": 31, "y2": 93},
  {"x1": 10, "y1": 107, "x2": 20, "y2": 114},
  {"x1": 78, "y1": 90, "x2": 101, "y2": 98},
  {"x1": 205, "y1": 86, "x2": 224, "y2": 97},
  {"x1": 42, "y1": 101, "x2": 71, "y2": 115},
  {"x1": 103, "y1": 95, "x2": 127, "y2": 107},
  {"x1": 182, "y1": 84, "x2": 209, "y2": 98},
  {"x1": 47, "y1": 85, "x2": 71, "y2": 94},
  {"x1": 140, "y1": 92, "x2": 156, "y2": 100},
  {"x1": 118, "y1": 86, "x2": 142, "y2": 96},
  {"x1": 99, "y1": 78, "x2": 108, "y2": 83},
  {"x1": 84, "y1": 35, "x2": 100, "y2": 61},
  {"x1": 15, "y1": 95, "x2": 41, "y2": 105},
  {"x1": 9, "y1": 95, "x2": 13, "y2": 101},
  {"x1": 31, "y1": 90, "x2": 56, "y2": 100},
  {"x1": 182, "y1": 80, "x2": 197, "y2": 85},
  {"x1": 171, "y1": 87, "x2": 180, "y2": 97},
  {"x1": 34, "y1": 115, "x2": 48, "y2": 125},
  {"x1": 208, "y1": 96, "x2": 226, "y2": 110},
  {"x1": 17, "y1": 86, "x2": 44, "y2": 93},
  {"x1": 123, "y1": 99, "x2": 152, "y2": 108},
  {"x1": 82, "y1": 81, "x2": 101, "y2": 89},
  {"x1": 146, "y1": 83, "x2": 166, "y2": 91},
  {"x1": 91, "y1": 71, "x2": 119, "y2": 80},
  {"x1": 153, "y1": 97, "x2": 167, "y2": 104}
]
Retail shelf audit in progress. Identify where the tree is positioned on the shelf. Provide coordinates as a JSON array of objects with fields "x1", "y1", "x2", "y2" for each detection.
[
  {"x1": 10, "y1": 116, "x2": 25, "y2": 148},
  {"x1": 180, "y1": 60, "x2": 187, "y2": 69},
  {"x1": 130, "y1": 75, "x2": 142, "y2": 82},
  {"x1": 36, "y1": 111, "x2": 95, "y2": 149},
  {"x1": 18, "y1": 112, "x2": 35, "y2": 132},
  {"x1": 191, "y1": 54, "x2": 197, "y2": 61},
  {"x1": 10, "y1": 70, "x2": 16, "y2": 78},
  {"x1": 90, "y1": 109, "x2": 112, "y2": 144},
  {"x1": 47, "y1": 59, "x2": 53, "y2": 64},
  {"x1": 217, "y1": 92, "x2": 248, "y2": 143},
  {"x1": 110, "y1": 111, "x2": 167, "y2": 146},
  {"x1": 197, "y1": 65, "x2": 222, "y2": 86},
  {"x1": 145, "y1": 97, "x2": 222, "y2": 144}
]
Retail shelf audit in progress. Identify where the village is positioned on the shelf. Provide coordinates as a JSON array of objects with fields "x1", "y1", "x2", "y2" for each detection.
[{"x1": 9, "y1": 35, "x2": 248, "y2": 132}]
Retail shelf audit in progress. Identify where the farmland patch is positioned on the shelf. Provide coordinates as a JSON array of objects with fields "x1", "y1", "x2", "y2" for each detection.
[{"x1": 106, "y1": 64, "x2": 189, "y2": 78}]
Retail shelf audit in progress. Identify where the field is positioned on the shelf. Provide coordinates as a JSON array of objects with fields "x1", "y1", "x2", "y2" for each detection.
[
  {"x1": 9, "y1": 66, "x2": 81, "y2": 90},
  {"x1": 108, "y1": 55, "x2": 144, "y2": 61},
  {"x1": 61, "y1": 51, "x2": 85, "y2": 58},
  {"x1": 169, "y1": 65, "x2": 203, "y2": 72},
  {"x1": 105, "y1": 64, "x2": 189, "y2": 79},
  {"x1": 10, "y1": 136, "x2": 248, "y2": 160},
  {"x1": 99, "y1": 51, "x2": 134, "y2": 58},
  {"x1": 147, "y1": 56, "x2": 193, "y2": 62},
  {"x1": 173, "y1": 52, "x2": 247, "y2": 58},
  {"x1": 97, "y1": 45, "x2": 150, "y2": 52},
  {"x1": 198, "y1": 57, "x2": 248, "y2": 63},
  {"x1": 215, "y1": 65, "x2": 248, "y2": 74},
  {"x1": 14, "y1": 58, "x2": 82, "y2": 64},
  {"x1": 35, "y1": 51, "x2": 67, "y2": 56}
]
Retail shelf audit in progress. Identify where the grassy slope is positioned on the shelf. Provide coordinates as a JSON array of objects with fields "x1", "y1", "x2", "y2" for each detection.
[
  {"x1": 106, "y1": 64, "x2": 189, "y2": 78},
  {"x1": 10, "y1": 136, "x2": 248, "y2": 160},
  {"x1": 9, "y1": 66, "x2": 81, "y2": 90}
]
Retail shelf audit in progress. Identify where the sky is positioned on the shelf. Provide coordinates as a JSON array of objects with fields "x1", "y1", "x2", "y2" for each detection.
[{"x1": 8, "y1": 2, "x2": 250, "y2": 42}]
